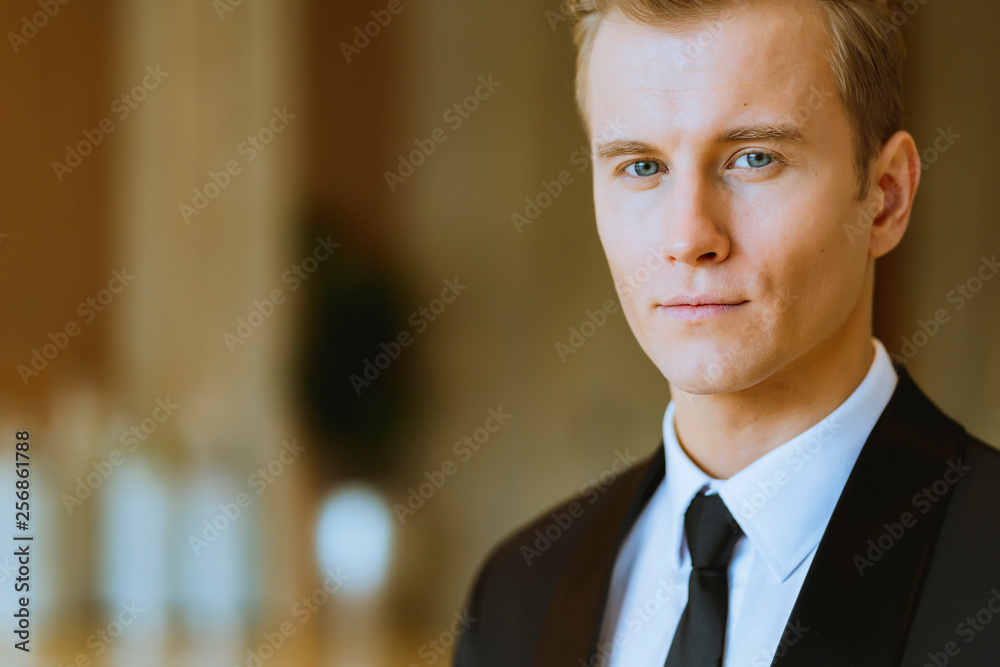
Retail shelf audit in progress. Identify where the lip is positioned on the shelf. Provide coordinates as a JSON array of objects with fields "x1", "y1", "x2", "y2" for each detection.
[{"x1": 657, "y1": 297, "x2": 748, "y2": 321}]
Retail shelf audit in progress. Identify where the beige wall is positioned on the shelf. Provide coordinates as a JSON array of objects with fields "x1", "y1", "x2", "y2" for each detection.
[{"x1": 875, "y1": 0, "x2": 1000, "y2": 444}]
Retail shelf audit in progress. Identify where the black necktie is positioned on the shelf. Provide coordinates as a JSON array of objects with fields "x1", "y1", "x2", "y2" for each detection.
[{"x1": 664, "y1": 489, "x2": 744, "y2": 667}]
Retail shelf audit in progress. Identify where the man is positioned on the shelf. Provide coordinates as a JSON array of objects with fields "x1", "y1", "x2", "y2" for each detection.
[{"x1": 455, "y1": 0, "x2": 1000, "y2": 665}]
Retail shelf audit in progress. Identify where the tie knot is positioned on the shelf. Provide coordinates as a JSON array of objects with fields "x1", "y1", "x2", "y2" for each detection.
[{"x1": 683, "y1": 490, "x2": 743, "y2": 569}]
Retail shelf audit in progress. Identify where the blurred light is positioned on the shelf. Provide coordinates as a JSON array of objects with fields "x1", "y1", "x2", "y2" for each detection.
[
  {"x1": 315, "y1": 484, "x2": 394, "y2": 599},
  {"x1": 100, "y1": 460, "x2": 170, "y2": 637},
  {"x1": 176, "y1": 469, "x2": 250, "y2": 637}
]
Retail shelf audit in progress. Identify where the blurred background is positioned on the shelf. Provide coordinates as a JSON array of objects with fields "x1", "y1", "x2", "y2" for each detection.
[{"x1": 0, "y1": 0, "x2": 997, "y2": 665}]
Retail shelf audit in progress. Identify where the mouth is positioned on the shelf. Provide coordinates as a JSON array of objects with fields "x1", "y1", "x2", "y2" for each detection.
[{"x1": 656, "y1": 297, "x2": 748, "y2": 321}]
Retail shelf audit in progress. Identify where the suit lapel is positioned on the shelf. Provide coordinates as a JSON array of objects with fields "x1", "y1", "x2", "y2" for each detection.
[
  {"x1": 775, "y1": 366, "x2": 967, "y2": 665},
  {"x1": 531, "y1": 445, "x2": 666, "y2": 667},
  {"x1": 530, "y1": 366, "x2": 965, "y2": 667}
]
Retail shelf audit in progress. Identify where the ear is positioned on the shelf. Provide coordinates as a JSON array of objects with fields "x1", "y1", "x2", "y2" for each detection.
[{"x1": 867, "y1": 130, "x2": 921, "y2": 259}]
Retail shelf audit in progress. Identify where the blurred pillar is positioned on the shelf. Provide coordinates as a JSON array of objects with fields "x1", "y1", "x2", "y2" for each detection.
[{"x1": 107, "y1": 0, "x2": 308, "y2": 654}]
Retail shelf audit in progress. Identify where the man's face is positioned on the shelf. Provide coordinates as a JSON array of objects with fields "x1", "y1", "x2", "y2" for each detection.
[{"x1": 586, "y1": 1, "x2": 875, "y2": 394}]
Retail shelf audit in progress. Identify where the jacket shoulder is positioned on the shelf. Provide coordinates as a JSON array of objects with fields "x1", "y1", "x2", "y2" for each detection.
[
  {"x1": 453, "y1": 449, "x2": 657, "y2": 667},
  {"x1": 901, "y1": 433, "x2": 1000, "y2": 665}
]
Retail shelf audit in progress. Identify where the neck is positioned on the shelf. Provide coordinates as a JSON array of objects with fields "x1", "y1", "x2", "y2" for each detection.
[{"x1": 670, "y1": 287, "x2": 876, "y2": 480}]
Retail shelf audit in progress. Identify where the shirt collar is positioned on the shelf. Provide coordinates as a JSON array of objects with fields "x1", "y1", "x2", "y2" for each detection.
[{"x1": 662, "y1": 338, "x2": 898, "y2": 581}]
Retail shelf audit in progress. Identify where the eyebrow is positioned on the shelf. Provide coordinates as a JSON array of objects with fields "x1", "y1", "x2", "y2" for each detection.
[{"x1": 593, "y1": 123, "x2": 806, "y2": 160}]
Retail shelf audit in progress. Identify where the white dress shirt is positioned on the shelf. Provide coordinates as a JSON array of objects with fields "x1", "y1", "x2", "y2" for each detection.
[{"x1": 595, "y1": 338, "x2": 898, "y2": 667}]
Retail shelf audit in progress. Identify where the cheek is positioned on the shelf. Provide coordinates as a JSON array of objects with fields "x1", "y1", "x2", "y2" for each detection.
[
  {"x1": 744, "y1": 191, "x2": 867, "y2": 324},
  {"x1": 595, "y1": 177, "x2": 668, "y2": 237},
  {"x1": 594, "y1": 189, "x2": 654, "y2": 280}
]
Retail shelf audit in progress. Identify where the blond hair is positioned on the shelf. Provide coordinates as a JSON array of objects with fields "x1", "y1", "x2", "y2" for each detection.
[{"x1": 568, "y1": 0, "x2": 908, "y2": 200}]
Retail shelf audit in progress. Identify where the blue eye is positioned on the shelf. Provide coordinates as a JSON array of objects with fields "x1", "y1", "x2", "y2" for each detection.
[
  {"x1": 625, "y1": 160, "x2": 662, "y2": 177},
  {"x1": 735, "y1": 152, "x2": 773, "y2": 168}
]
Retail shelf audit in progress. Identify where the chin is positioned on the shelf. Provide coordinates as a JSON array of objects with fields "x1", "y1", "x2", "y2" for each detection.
[{"x1": 650, "y1": 341, "x2": 781, "y2": 395}]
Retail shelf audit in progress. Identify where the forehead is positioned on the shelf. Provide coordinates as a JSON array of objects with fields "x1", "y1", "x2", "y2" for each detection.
[{"x1": 585, "y1": 1, "x2": 838, "y2": 140}]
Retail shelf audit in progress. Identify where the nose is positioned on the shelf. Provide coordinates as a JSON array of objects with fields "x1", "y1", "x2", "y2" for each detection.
[{"x1": 662, "y1": 172, "x2": 731, "y2": 266}]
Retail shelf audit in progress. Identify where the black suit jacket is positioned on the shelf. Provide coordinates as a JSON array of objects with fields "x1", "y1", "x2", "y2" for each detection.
[{"x1": 454, "y1": 365, "x2": 1000, "y2": 666}]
